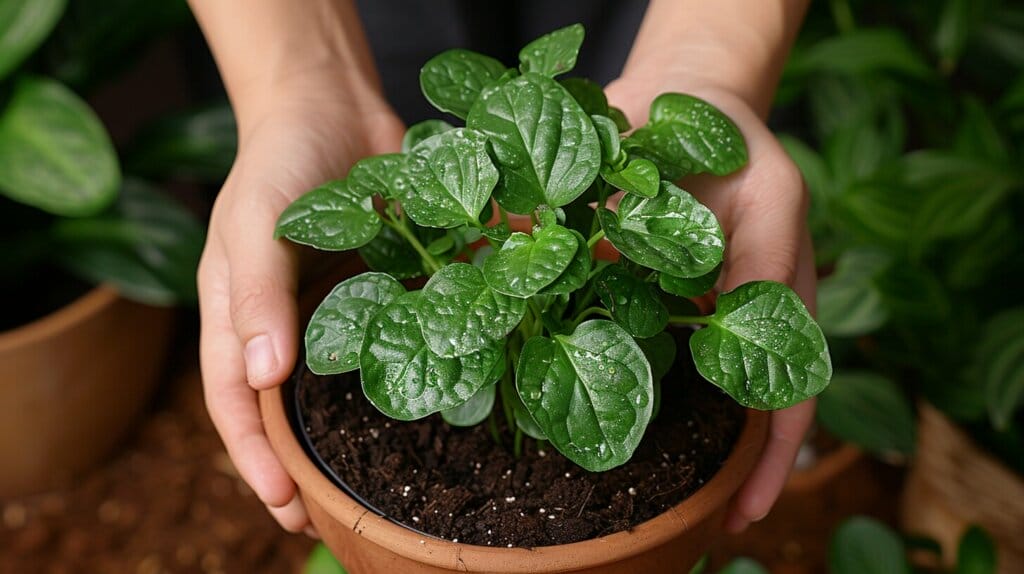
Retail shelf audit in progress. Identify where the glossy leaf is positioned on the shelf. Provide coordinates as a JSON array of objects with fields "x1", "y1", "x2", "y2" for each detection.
[
  {"x1": 402, "y1": 119, "x2": 454, "y2": 153},
  {"x1": 0, "y1": 76, "x2": 119, "y2": 217},
  {"x1": 419, "y1": 49, "x2": 508, "y2": 119},
  {"x1": 348, "y1": 153, "x2": 407, "y2": 200},
  {"x1": 690, "y1": 281, "x2": 832, "y2": 409},
  {"x1": 635, "y1": 332, "x2": 676, "y2": 384},
  {"x1": 956, "y1": 526, "x2": 997, "y2": 574},
  {"x1": 518, "y1": 23, "x2": 584, "y2": 77},
  {"x1": 816, "y1": 372, "x2": 916, "y2": 457},
  {"x1": 274, "y1": 180, "x2": 381, "y2": 251},
  {"x1": 560, "y1": 77, "x2": 608, "y2": 116},
  {"x1": 467, "y1": 72, "x2": 601, "y2": 213},
  {"x1": 501, "y1": 375, "x2": 548, "y2": 440},
  {"x1": 829, "y1": 517, "x2": 911, "y2": 574},
  {"x1": 360, "y1": 292, "x2": 503, "y2": 420},
  {"x1": 595, "y1": 264, "x2": 669, "y2": 338},
  {"x1": 599, "y1": 181, "x2": 724, "y2": 278},
  {"x1": 442, "y1": 383, "x2": 497, "y2": 427},
  {"x1": 517, "y1": 320, "x2": 653, "y2": 471},
  {"x1": 973, "y1": 308, "x2": 1024, "y2": 431},
  {"x1": 402, "y1": 128, "x2": 499, "y2": 228},
  {"x1": 658, "y1": 264, "x2": 722, "y2": 298},
  {"x1": 817, "y1": 249, "x2": 891, "y2": 337},
  {"x1": 483, "y1": 225, "x2": 578, "y2": 297},
  {"x1": 608, "y1": 106, "x2": 631, "y2": 132},
  {"x1": 304, "y1": 273, "x2": 405, "y2": 375},
  {"x1": 417, "y1": 263, "x2": 526, "y2": 357},
  {"x1": 539, "y1": 229, "x2": 590, "y2": 295},
  {"x1": 592, "y1": 114, "x2": 623, "y2": 165},
  {"x1": 601, "y1": 159, "x2": 660, "y2": 198},
  {"x1": 357, "y1": 225, "x2": 426, "y2": 279},
  {"x1": 624, "y1": 93, "x2": 748, "y2": 178},
  {"x1": 0, "y1": 0, "x2": 66, "y2": 80}
]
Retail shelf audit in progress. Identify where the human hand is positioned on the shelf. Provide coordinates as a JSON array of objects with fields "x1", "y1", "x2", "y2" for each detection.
[
  {"x1": 197, "y1": 82, "x2": 403, "y2": 536},
  {"x1": 605, "y1": 79, "x2": 817, "y2": 534}
]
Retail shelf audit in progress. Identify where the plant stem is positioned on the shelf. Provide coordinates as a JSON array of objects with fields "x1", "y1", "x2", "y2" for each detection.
[
  {"x1": 513, "y1": 427, "x2": 524, "y2": 459},
  {"x1": 586, "y1": 229, "x2": 605, "y2": 249},
  {"x1": 668, "y1": 315, "x2": 711, "y2": 325},
  {"x1": 382, "y1": 216, "x2": 441, "y2": 274},
  {"x1": 571, "y1": 306, "x2": 611, "y2": 329},
  {"x1": 487, "y1": 411, "x2": 502, "y2": 446}
]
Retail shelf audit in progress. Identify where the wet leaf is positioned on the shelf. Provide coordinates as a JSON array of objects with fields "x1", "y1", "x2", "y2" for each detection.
[
  {"x1": 420, "y1": 49, "x2": 508, "y2": 119},
  {"x1": 560, "y1": 77, "x2": 608, "y2": 116},
  {"x1": 592, "y1": 114, "x2": 623, "y2": 165},
  {"x1": 348, "y1": 153, "x2": 407, "y2": 200},
  {"x1": 658, "y1": 263, "x2": 722, "y2": 298},
  {"x1": 519, "y1": 23, "x2": 584, "y2": 77},
  {"x1": 483, "y1": 224, "x2": 578, "y2": 297},
  {"x1": 600, "y1": 158, "x2": 660, "y2": 198},
  {"x1": 635, "y1": 331, "x2": 676, "y2": 384},
  {"x1": 402, "y1": 119, "x2": 454, "y2": 153},
  {"x1": 595, "y1": 264, "x2": 669, "y2": 338},
  {"x1": 442, "y1": 383, "x2": 497, "y2": 427},
  {"x1": 274, "y1": 180, "x2": 381, "y2": 251}
]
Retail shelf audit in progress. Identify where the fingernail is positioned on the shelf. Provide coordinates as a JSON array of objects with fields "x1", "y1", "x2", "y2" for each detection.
[{"x1": 244, "y1": 334, "x2": 277, "y2": 384}]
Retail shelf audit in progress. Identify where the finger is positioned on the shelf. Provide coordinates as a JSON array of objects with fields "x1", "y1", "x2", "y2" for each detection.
[
  {"x1": 724, "y1": 399, "x2": 816, "y2": 533},
  {"x1": 199, "y1": 245, "x2": 298, "y2": 509},
  {"x1": 223, "y1": 201, "x2": 301, "y2": 390},
  {"x1": 794, "y1": 227, "x2": 817, "y2": 313},
  {"x1": 266, "y1": 494, "x2": 311, "y2": 533}
]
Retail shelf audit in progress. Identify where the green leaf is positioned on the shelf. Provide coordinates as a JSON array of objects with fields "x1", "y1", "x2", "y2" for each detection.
[
  {"x1": 360, "y1": 292, "x2": 503, "y2": 420},
  {"x1": 816, "y1": 371, "x2": 916, "y2": 457},
  {"x1": 608, "y1": 106, "x2": 631, "y2": 132},
  {"x1": 419, "y1": 49, "x2": 508, "y2": 120},
  {"x1": 816, "y1": 249, "x2": 891, "y2": 338},
  {"x1": 658, "y1": 264, "x2": 722, "y2": 298},
  {"x1": 956, "y1": 526, "x2": 998, "y2": 574},
  {"x1": 690, "y1": 281, "x2": 832, "y2": 410},
  {"x1": 836, "y1": 183, "x2": 916, "y2": 247},
  {"x1": 482, "y1": 225, "x2": 578, "y2": 297},
  {"x1": 874, "y1": 261, "x2": 951, "y2": 324},
  {"x1": 52, "y1": 179, "x2": 204, "y2": 306},
  {"x1": 591, "y1": 114, "x2": 623, "y2": 165},
  {"x1": 718, "y1": 558, "x2": 769, "y2": 574},
  {"x1": 0, "y1": 0, "x2": 66, "y2": 80},
  {"x1": 357, "y1": 225, "x2": 426, "y2": 279},
  {"x1": 274, "y1": 180, "x2": 381, "y2": 251},
  {"x1": 467, "y1": 72, "x2": 601, "y2": 213},
  {"x1": 125, "y1": 102, "x2": 237, "y2": 183},
  {"x1": 595, "y1": 264, "x2": 668, "y2": 338},
  {"x1": 348, "y1": 153, "x2": 407, "y2": 200},
  {"x1": 540, "y1": 229, "x2": 590, "y2": 295},
  {"x1": 0, "y1": 76, "x2": 119, "y2": 217},
  {"x1": 517, "y1": 320, "x2": 653, "y2": 471},
  {"x1": 829, "y1": 517, "x2": 911, "y2": 574},
  {"x1": 426, "y1": 234, "x2": 455, "y2": 256},
  {"x1": 402, "y1": 128, "x2": 499, "y2": 228},
  {"x1": 518, "y1": 23, "x2": 585, "y2": 77},
  {"x1": 500, "y1": 375, "x2": 548, "y2": 440},
  {"x1": 417, "y1": 263, "x2": 526, "y2": 357},
  {"x1": 304, "y1": 543, "x2": 348, "y2": 574},
  {"x1": 600, "y1": 159, "x2": 660, "y2": 198},
  {"x1": 560, "y1": 77, "x2": 608, "y2": 116},
  {"x1": 599, "y1": 181, "x2": 724, "y2": 278},
  {"x1": 973, "y1": 308, "x2": 1024, "y2": 431},
  {"x1": 624, "y1": 93, "x2": 748, "y2": 178},
  {"x1": 787, "y1": 28, "x2": 934, "y2": 80},
  {"x1": 304, "y1": 273, "x2": 405, "y2": 375},
  {"x1": 635, "y1": 332, "x2": 676, "y2": 384},
  {"x1": 402, "y1": 119, "x2": 454, "y2": 153},
  {"x1": 442, "y1": 383, "x2": 497, "y2": 427}
]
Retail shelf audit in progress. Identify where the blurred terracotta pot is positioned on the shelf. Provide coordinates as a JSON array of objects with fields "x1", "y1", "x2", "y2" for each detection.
[
  {"x1": 261, "y1": 381, "x2": 768, "y2": 574},
  {"x1": 901, "y1": 404, "x2": 1024, "y2": 574},
  {"x1": 0, "y1": 285, "x2": 173, "y2": 497}
]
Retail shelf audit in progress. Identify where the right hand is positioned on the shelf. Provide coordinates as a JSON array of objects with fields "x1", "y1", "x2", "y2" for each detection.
[{"x1": 197, "y1": 81, "x2": 403, "y2": 535}]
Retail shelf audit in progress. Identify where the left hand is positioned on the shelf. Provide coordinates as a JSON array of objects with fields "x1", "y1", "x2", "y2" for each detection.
[{"x1": 605, "y1": 78, "x2": 817, "y2": 533}]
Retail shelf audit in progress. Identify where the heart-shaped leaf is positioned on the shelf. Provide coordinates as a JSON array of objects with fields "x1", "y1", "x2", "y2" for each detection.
[
  {"x1": 539, "y1": 229, "x2": 590, "y2": 295},
  {"x1": 600, "y1": 158, "x2": 660, "y2": 198},
  {"x1": 560, "y1": 77, "x2": 608, "y2": 116},
  {"x1": 274, "y1": 180, "x2": 381, "y2": 251},
  {"x1": 690, "y1": 281, "x2": 832, "y2": 409},
  {"x1": 817, "y1": 249, "x2": 891, "y2": 337},
  {"x1": 0, "y1": 76, "x2": 119, "y2": 217},
  {"x1": 519, "y1": 24, "x2": 585, "y2": 77},
  {"x1": 402, "y1": 128, "x2": 499, "y2": 228},
  {"x1": 516, "y1": 320, "x2": 653, "y2": 471},
  {"x1": 595, "y1": 264, "x2": 669, "y2": 338},
  {"x1": 402, "y1": 119, "x2": 454, "y2": 152},
  {"x1": 483, "y1": 224, "x2": 578, "y2": 297},
  {"x1": 467, "y1": 72, "x2": 601, "y2": 213},
  {"x1": 0, "y1": 0, "x2": 66, "y2": 81},
  {"x1": 360, "y1": 292, "x2": 504, "y2": 420},
  {"x1": 442, "y1": 383, "x2": 497, "y2": 427},
  {"x1": 417, "y1": 263, "x2": 526, "y2": 357},
  {"x1": 420, "y1": 49, "x2": 508, "y2": 119},
  {"x1": 658, "y1": 263, "x2": 722, "y2": 298},
  {"x1": 599, "y1": 181, "x2": 724, "y2": 278},
  {"x1": 305, "y1": 273, "x2": 406, "y2": 375},
  {"x1": 348, "y1": 153, "x2": 406, "y2": 200}
]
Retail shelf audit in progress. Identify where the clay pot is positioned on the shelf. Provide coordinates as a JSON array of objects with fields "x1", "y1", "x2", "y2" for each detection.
[
  {"x1": 261, "y1": 379, "x2": 768, "y2": 574},
  {"x1": 901, "y1": 404, "x2": 1024, "y2": 574},
  {"x1": 0, "y1": 285, "x2": 174, "y2": 497}
]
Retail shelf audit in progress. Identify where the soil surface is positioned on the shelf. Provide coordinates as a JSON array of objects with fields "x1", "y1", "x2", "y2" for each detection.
[
  {"x1": 298, "y1": 346, "x2": 744, "y2": 548},
  {"x1": 0, "y1": 342, "x2": 314, "y2": 574}
]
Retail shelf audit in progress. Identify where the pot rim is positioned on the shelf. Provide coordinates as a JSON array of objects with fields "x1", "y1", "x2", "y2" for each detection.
[
  {"x1": 0, "y1": 284, "x2": 120, "y2": 351},
  {"x1": 261, "y1": 382, "x2": 769, "y2": 572},
  {"x1": 787, "y1": 443, "x2": 863, "y2": 493}
]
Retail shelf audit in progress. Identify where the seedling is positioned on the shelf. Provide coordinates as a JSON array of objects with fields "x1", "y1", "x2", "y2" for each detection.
[{"x1": 276, "y1": 24, "x2": 832, "y2": 472}]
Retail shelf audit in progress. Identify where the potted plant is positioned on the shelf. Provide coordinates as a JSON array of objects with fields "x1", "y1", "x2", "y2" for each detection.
[
  {"x1": 0, "y1": 0, "x2": 205, "y2": 496},
  {"x1": 261, "y1": 24, "x2": 832, "y2": 573}
]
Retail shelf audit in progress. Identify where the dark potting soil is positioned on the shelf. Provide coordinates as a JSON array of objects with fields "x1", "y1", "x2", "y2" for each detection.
[{"x1": 297, "y1": 341, "x2": 744, "y2": 548}]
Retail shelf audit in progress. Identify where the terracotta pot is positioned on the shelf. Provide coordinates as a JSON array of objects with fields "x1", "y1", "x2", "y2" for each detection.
[
  {"x1": 901, "y1": 404, "x2": 1024, "y2": 574},
  {"x1": 261, "y1": 379, "x2": 768, "y2": 574},
  {"x1": 0, "y1": 285, "x2": 174, "y2": 497}
]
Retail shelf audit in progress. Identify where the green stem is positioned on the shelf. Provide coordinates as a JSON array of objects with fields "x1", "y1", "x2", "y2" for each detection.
[
  {"x1": 571, "y1": 306, "x2": 611, "y2": 329},
  {"x1": 513, "y1": 427, "x2": 524, "y2": 459},
  {"x1": 487, "y1": 411, "x2": 502, "y2": 446},
  {"x1": 586, "y1": 229, "x2": 605, "y2": 249},
  {"x1": 382, "y1": 216, "x2": 441, "y2": 274},
  {"x1": 668, "y1": 315, "x2": 711, "y2": 325}
]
